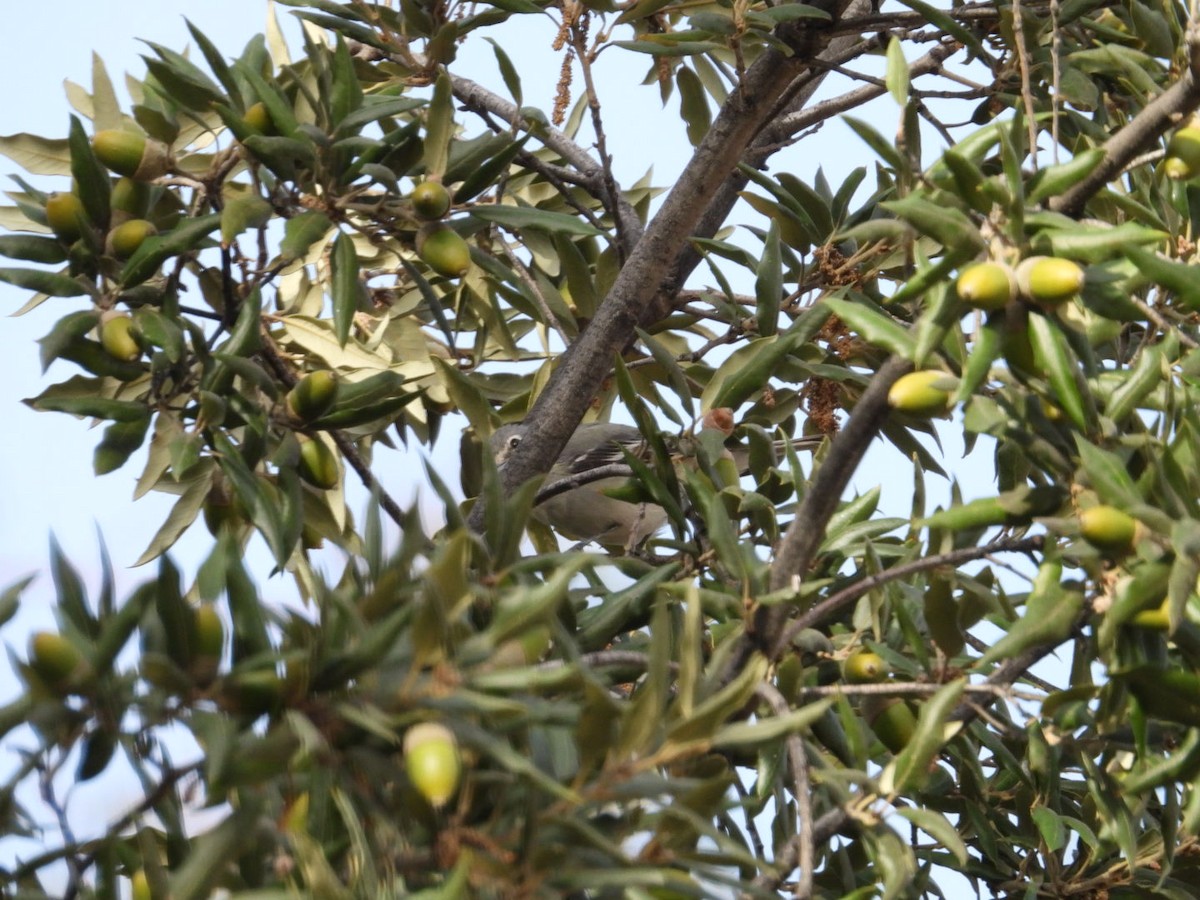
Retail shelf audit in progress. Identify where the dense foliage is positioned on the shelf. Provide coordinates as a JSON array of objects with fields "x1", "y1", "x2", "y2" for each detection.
[{"x1": 5, "y1": 0, "x2": 1200, "y2": 896}]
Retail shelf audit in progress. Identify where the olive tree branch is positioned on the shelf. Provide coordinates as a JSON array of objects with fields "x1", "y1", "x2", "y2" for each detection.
[
  {"x1": 475, "y1": 0, "x2": 868, "y2": 532},
  {"x1": 1051, "y1": 25, "x2": 1200, "y2": 217},
  {"x1": 777, "y1": 534, "x2": 1047, "y2": 651}
]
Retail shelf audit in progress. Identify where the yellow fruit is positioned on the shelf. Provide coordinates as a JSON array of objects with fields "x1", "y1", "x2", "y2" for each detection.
[
  {"x1": 1165, "y1": 126, "x2": 1200, "y2": 180},
  {"x1": 1016, "y1": 256, "x2": 1085, "y2": 306},
  {"x1": 45, "y1": 192, "x2": 88, "y2": 242},
  {"x1": 863, "y1": 696, "x2": 918, "y2": 753},
  {"x1": 843, "y1": 649, "x2": 888, "y2": 684},
  {"x1": 418, "y1": 226, "x2": 471, "y2": 277},
  {"x1": 106, "y1": 219, "x2": 158, "y2": 259},
  {"x1": 100, "y1": 315, "x2": 142, "y2": 362},
  {"x1": 130, "y1": 870, "x2": 151, "y2": 900},
  {"x1": 287, "y1": 371, "x2": 339, "y2": 422},
  {"x1": 1079, "y1": 504, "x2": 1139, "y2": 556},
  {"x1": 92, "y1": 129, "x2": 173, "y2": 180},
  {"x1": 956, "y1": 261, "x2": 1016, "y2": 310},
  {"x1": 241, "y1": 101, "x2": 275, "y2": 135},
  {"x1": 404, "y1": 722, "x2": 461, "y2": 808},
  {"x1": 887, "y1": 370, "x2": 957, "y2": 416},
  {"x1": 29, "y1": 631, "x2": 89, "y2": 690},
  {"x1": 411, "y1": 181, "x2": 451, "y2": 220},
  {"x1": 297, "y1": 436, "x2": 339, "y2": 490},
  {"x1": 110, "y1": 177, "x2": 151, "y2": 223}
]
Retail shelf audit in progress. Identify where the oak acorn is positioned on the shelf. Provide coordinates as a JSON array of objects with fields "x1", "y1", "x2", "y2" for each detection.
[
  {"x1": 404, "y1": 722, "x2": 461, "y2": 808},
  {"x1": 956, "y1": 261, "x2": 1016, "y2": 311},
  {"x1": 1016, "y1": 256, "x2": 1085, "y2": 306},
  {"x1": 887, "y1": 370, "x2": 957, "y2": 416},
  {"x1": 92, "y1": 129, "x2": 173, "y2": 180}
]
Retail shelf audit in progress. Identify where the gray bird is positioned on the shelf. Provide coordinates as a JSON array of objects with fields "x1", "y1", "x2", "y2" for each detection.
[{"x1": 490, "y1": 421, "x2": 823, "y2": 550}]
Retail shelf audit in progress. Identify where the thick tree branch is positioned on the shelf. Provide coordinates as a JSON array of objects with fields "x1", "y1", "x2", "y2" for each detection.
[
  {"x1": 1051, "y1": 27, "x2": 1200, "y2": 217},
  {"x1": 474, "y1": 1, "x2": 866, "y2": 529}
]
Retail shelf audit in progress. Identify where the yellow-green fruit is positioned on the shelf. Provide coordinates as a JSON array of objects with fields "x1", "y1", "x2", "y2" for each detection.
[
  {"x1": 29, "y1": 631, "x2": 88, "y2": 690},
  {"x1": 411, "y1": 181, "x2": 451, "y2": 220},
  {"x1": 110, "y1": 177, "x2": 151, "y2": 222},
  {"x1": 298, "y1": 437, "x2": 339, "y2": 490},
  {"x1": 1016, "y1": 256, "x2": 1085, "y2": 306},
  {"x1": 1079, "y1": 504, "x2": 1138, "y2": 556},
  {"x1": 45, "y1": 192, "x2": 88, "y2": 242},
  {"x1": 100, "y1": 315, "x2": 142, "y2": 362},
  {"x1": 92, "y1": 129, "x2": 172, "y2": 180},
  {"x1": 404, "y1": 722, "x2": 461, "y2": 808},
  {"x1": 287, "y1": 371, "x2": 339, "y2": 422},
  {"x1": 1165, "y1": 127, "x2": 1200, "y2": 181},
  {"x1": 130, "y1": 870, "x2": 151, "y2": 900},
  {"x1": 887, "y1": 370, "x2": 956, "y2": 416},
  {"x1": 193, "y1": 605, "x2": 225, "y2": 660},
  {"x1": 863, "y1": 696, "x2": 918, "y2": 753},
  {"x1": 106, "y1": 219, "x2": 158, "y2": 259},
  {"x1": 843, "y1": 650, "x2": 888, "y2": 684},
  {"x1": 956, "y1": 261, "x2": 1016, "y2": 310},
  {"x1": 192, "y1": 605, "x2": 224, "y2": 685},
  {"x1": 418, "y1": 227, "x2": 471, "y2": 278},
  {"x1": 202, "y1": 488, "x2": 245, "y2": 536},
  {"x1": 221, "y1": 668, "x2": 283, "y2": 716},
  {"x1": 241, "y1": 101, "x2": 275, "y2": 135}
]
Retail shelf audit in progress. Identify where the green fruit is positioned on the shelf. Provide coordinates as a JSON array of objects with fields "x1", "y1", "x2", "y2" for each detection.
[
  {"x1": 110, "y1": 177, "x2": 152, "y2": 222},
  {"x1": 418, "y1": 227, "x2": 471, "y2": 278},
  {"x1": 887, "y1": 370, "x2": 957, "y2": 416},
  {"x1": 106, "y1": 219, "x2": 158, "y2": 259},
  {"x1": 287, "y1": 371, "x2": 339, "y2": 422},
  {"x1": 221, "y1": 668, "x2": 283, "y2": 716},
  {"x1": 29, "y1": 631, "x2": 89, "y2": 690},
  {"x1": 92, "y1": 129, "x2": 173, "y2": 180},
  {"x1": 843, "y1": 649, "x2": 888, "y2": 684},
  {"x1": 100, "y1": 315, "x2": 142, "y2": 362},
  {"x1": 956, "y1": 261, "x2": 1016, "y2": 310},
  {"x1": 863, "y1": 696, "x2": 918, "y2": 753},
  {"x1": 1165, "y1": 126, "x2": 1200, "y2": 180},
  {"x1": 1079, "y1": 504, "x2": 1139, "y2": 556},
  {"x1": 45, "y1": 192, "x2": 88, "y2": 242},
  {"x1": 411, "y1": 181, "x2": 451, "y2": 220},
  {"x1": 241, "y1": 101, "x2": 275, "y2": 135},
  {"x1": 404, "y1": 722, "x2": 461, "y2": 808},
  {"x1": 1016, "y1": 256, "x2": 1085, "y2": 306},
  {"x1": 298, "y1": 436, "x2": 339, "y2": 490}
]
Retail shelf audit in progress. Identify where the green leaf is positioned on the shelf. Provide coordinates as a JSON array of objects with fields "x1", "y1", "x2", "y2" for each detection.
[
  {"x1": 470, "y1": 204, "x2": 603, "y2": 236},
  {"x1": 24, "y1": 379, "x2": 148, "y2": 421},
  {"x1": 894, "y1": 807, "x2": 969, "y2": 866},
  {"x1": 1028, "y1": 311, "x2": 1090, "y2": 432},
  {"x1": 0, "y1": 266, "x2": 86, "y2": 297},
  {"x1": 754, "y1": 220, "x2": 782, "y2": 337},
  {"x1": 220, "y1": 192, "x2": 273, "y2": 245},
  {"x1": 676, "y1": 64, "x2": 711, "y2": 147},
  {"x1": 880, "y1": 195, "x2": 985, "y2": 255},
  {"x1": 68, "y1": 115, "x2": 110, "y2": 229},
  {"x1": 278, "y1": 210, "x2": 333, "y2": 262},
  {"x1": 713, "y1": 699, "x2": 834, "y2": 747},
  {"x1": 0, "y1": 234, "x2": 68, "y2": 264},
  {"x1": 822, "y1": 294, "x2": 915, "y2": 358},
  {"x1": 0, "y1": 132, "x2": 72, "y2": 176},
  {"x1": 120, "y1": 212, "x2": 222, "y2": 287},
  {"x1": 885, "y1": 37, "x2": 909, "y2": 105},
  {"x1": 423, "y1": 72, "x2": 454, "y2": 178},
  {"x1": 330, "y1": 231, "x2": 361, "y2": 346},
  {"x1": 885, "y1": 679, "x2": 965, "y2": 792}
]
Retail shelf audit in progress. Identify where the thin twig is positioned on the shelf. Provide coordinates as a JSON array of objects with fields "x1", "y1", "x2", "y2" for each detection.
[
  {"x1": 757, "y1": 681, "x2": 814, "y2": 900},
  {"x1": 778, "y1": 534, "x2": 1046, "y2": 650}
]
